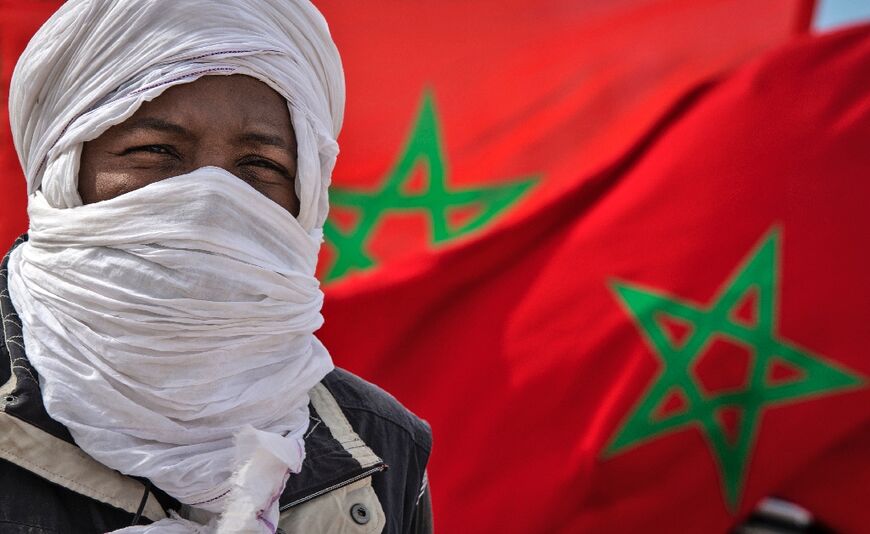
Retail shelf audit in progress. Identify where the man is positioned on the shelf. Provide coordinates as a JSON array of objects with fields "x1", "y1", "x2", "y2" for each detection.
[{"x1": 0, "y1": 0, "x2": 432, "y2": 532}]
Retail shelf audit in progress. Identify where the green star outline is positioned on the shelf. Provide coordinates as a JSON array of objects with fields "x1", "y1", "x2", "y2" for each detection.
[
  {"x1": 604, "y1": 227, "x2": 864, "y2": 510},
  {"x1": 323, "y1": 91, "x2": 539, "y2": 281}
]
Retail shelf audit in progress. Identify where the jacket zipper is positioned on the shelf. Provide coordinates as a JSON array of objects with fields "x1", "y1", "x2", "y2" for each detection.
[{"x1": 279, "y1": 464, "x2": 387, "y2": 512}]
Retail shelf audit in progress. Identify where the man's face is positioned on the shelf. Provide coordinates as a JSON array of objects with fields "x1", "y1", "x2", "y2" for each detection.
[{"x1": 78, "y1": 74, "x2": 300, "y2": 215}]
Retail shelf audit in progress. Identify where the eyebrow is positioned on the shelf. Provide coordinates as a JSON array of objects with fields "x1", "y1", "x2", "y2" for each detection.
[
  {"x1": 117, "y1": 117, "x2": 191, "y2": 136},
  {"x1": 235, "y1": 132, "x2": 293, "y2": 150}
]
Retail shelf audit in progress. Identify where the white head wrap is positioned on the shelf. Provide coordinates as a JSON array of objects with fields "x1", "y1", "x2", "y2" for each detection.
[
  {"x1": 10, "y1": 0, "x2": 343, "y2": 230},
  {"x1": 6, "y1": 1, "x2": 344, "y2": 532}
]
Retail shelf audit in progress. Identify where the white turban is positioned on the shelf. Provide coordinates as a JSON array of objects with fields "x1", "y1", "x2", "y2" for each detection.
[
  {"x1": 9, "y1": 0, "x2": 344, "y2": 231},
  {"x1": 6, "y1": 1, "x2": 346, "y2": 532}
]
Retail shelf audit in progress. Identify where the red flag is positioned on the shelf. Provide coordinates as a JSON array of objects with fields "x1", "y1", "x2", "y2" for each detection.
[
  {"x1": 313, "y1": 0, "x2": 812, "y2": 283},
  {"x1": 319, "y1": 24, "x2": 870, "y2": 534},
  {"x1": 311, "y1": 0, "x2": 819, "y2": 531}
]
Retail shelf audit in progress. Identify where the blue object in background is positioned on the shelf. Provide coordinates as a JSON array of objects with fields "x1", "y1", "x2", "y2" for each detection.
[{"x1": 814, "y1": 0, "x2": 870, "y2": 31}]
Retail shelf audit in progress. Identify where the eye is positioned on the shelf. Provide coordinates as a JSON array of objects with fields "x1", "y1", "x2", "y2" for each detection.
[
  {"x1": 239, "y1": 156, "x2": 293, "y2": 180},
  {"x1": 121, "y1": 144, "x2": 178, "y2": 157}
]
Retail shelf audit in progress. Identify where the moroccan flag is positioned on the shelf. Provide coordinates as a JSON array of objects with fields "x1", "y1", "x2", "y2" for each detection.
[
  {"x1": 318, "y1": 23, "x2": 870, "y2": 534},
  {"x1": 313, "y1": 0, "x2": 812, "y2": 282},
  {"x1": 311, "y1": 0, "x2": 824, "y2": 532}
]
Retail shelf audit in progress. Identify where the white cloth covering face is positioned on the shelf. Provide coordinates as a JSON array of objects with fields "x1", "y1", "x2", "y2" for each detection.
[
  {"x1": 6, "y1": 0, "x2": 345, "y2": 531},
  {"x1": 9, "y1": 169, "x2": 333, "y2": 531}
]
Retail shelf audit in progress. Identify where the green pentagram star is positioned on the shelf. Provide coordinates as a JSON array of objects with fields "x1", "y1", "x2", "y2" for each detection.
[
  {"x1": 323, "y1": 91, "x2": 538, "y2": 281},
  {"x1": 604, "y1": 227, "x2": 863, "y2": 510}
]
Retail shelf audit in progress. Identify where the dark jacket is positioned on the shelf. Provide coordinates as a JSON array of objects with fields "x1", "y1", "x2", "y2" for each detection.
[{"x1": 0, "y1": 237, "x2": 433, "y2": 533}]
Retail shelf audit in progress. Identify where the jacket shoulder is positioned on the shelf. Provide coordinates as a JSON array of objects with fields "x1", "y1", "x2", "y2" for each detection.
[
  {"x1": 318, "y1": 368, "x2": 432, "y2": 533},
  {"x1": 321, "y1": 368, "x2": 432, "y2": 454}
]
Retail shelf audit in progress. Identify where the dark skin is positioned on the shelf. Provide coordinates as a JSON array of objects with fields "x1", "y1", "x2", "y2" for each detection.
[{"x1": 79, "y1": 74, "x2": 300, "y2": 215}]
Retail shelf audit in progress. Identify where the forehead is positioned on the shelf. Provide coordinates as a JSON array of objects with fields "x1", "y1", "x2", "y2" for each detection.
[{"x1": 130, "y1": 74, "x2": 293, "y2": 132}]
